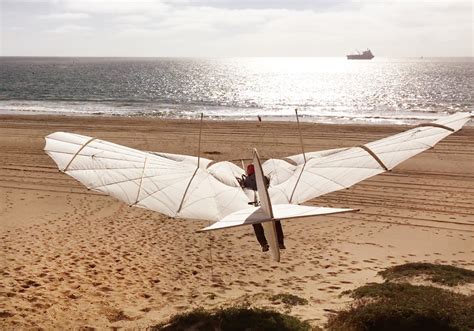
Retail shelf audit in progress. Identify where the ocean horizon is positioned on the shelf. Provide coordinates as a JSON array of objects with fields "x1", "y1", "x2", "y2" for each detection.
[{"x1": 1, "y1": 56, "x2": 472, "y2": 125}]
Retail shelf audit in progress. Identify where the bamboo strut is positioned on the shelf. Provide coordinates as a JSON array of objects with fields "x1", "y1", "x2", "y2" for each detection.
[{"x1": 177, "y1": 113, "x2": 204, "y2": 214}]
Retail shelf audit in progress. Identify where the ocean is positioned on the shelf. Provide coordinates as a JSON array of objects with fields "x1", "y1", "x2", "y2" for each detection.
[{"x1": 0, "y1": 57, "x2": 472, "y2": 124}]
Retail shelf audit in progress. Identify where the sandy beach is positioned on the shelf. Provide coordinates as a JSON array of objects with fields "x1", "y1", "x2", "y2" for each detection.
[{"x1": 1, "y1": 114, "x2": 473, "y2": 329}]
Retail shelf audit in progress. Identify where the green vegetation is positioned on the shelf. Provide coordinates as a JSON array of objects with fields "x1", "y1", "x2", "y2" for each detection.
[
  {"x1": 153, "y1": 308, "x2": 212, "y2": 331},
  {"x1": 151, "y1": 264, "x2": 474, "y2": 330},
  {"x1": 378, "y1": 262, "x2": 474, "y2": 286},
  {"x1": 152, "y1": 307, "x2": 318, "y2": 331},
  {"x1": 270, "y1": 293, "x2": 309, "y2": 307},
  {"x1": 327, "y1": 282, "x2": 474, "y2": 331}
]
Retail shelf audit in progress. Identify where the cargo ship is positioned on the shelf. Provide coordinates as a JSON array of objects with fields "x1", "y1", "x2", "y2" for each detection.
[{"x1": 347, "y1": 49, "x2": 374, "y2": 60}]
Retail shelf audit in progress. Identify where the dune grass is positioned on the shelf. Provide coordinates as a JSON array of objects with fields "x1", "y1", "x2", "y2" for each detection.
[
  {"x1": 378, "y1": 262, "x2": 474, "y2": 286},
  {"x1": 328, "y1": 282, "x2": 474, "y2": 331},
  {"x1": 270, "y1": 293, "x2": 308, "y2": 307},
  {"x1": 152, "y1": 264, "x2": 474, "y2": 330},
  {"x1": 153, "y1": 306, "x2": 318, "y2": 331}
]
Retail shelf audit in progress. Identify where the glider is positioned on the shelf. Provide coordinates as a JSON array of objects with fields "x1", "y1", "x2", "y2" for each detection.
[{"x1": 44, "y1": 112, "x2": 471, "y2": 261}]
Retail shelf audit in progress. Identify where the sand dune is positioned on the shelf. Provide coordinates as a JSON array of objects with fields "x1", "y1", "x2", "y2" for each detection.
[{"x1": 1, "y1": 115, "x2": 473, "y2": 329}]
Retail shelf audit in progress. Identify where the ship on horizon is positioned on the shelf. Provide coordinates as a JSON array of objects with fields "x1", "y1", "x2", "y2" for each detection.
[{"x1": 347, "y1": 49, "x2": 374, "y2": 60}]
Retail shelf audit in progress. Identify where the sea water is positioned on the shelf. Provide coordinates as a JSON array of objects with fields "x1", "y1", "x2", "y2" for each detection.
[{"x1": 0, "y1": 57, "x2": 472, "y2": 124}]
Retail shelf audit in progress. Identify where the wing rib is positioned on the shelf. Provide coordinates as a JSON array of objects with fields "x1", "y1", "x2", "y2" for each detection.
[
  {"x1": 414, "y1": 123, "x2": 455, "y2": 132},
  {"x1": 357, "y1": 145, "x2": 389, "y2": 171},
  {"x1": 133, "y1": 156, "x2": 149, "y2": 205},
  {"x1": 176, "y1": 167, "x2": 199, "y2": 214},
  {"x1": 289, "y1": 163, "x2": 306, "y2": 203},
  {"x1": 63, "y1": 137, "x2": 97, "y2": 172},
  {"x1": 282, "y1": 158, "x2": 297, "y2": 166},
  {"x1": 177, "y1": 113, "x2": 204, "y2": 214}
]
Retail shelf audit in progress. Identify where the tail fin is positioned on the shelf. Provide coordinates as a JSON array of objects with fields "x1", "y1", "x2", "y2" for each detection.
[{"x1": 253, "y1": 149, "x2": 280, "y2": 262}]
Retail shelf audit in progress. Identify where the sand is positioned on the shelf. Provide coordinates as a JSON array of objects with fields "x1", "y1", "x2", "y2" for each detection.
[{"x1": 1, "y1": 114, "x2": 473, "y2": 329}]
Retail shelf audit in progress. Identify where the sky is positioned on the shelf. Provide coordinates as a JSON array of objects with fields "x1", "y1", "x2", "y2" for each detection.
[{"x1": 1, "y1": 0, "x2": 472, "y2": 57}]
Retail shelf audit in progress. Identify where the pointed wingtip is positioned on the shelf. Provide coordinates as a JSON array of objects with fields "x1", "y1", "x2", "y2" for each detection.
[{"x1": 197, "y1": 224, "x2": 216, "y2": 232}]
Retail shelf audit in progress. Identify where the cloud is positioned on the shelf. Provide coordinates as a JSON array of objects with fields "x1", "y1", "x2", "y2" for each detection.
[
  {"x1": 39, "y1": 12, "x2": 91, "y2": 20},
  {"x1": 112, "y1": 14, "x2": 151, "y2": 24},
  {"x1": 164, "y1": 0, "x2": 351, "y2": 10},
  {"x1": 149, "y1": 7, "x2": 282, "y2": 34},
  {"x1": 55, "y1": 0, "x2": 170, "y2": 15},
  {"x1": 6, "y1": 27, "x2": 26, "y2": 31},
  {"x1": 1, "y1": 0, "x2": 472, "y2": 56},
  {"x1": 46, "y1": 24, "x2": 92, "y2": 33}
]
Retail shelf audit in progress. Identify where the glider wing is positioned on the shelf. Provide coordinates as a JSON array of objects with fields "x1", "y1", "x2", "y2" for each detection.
[
  {"x1": 266, "y1": 112, "x2": 471, "y2": 204},
  {"x1": 44, "y1": 132, "x2": 250, "y2": 222}
]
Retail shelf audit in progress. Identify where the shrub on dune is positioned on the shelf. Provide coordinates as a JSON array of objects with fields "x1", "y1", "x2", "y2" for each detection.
[
  {"x1": 327, "y1": 281, "x2": 474, "y2": 331},
  {"x1": 153, "y1": 306, "x2": 319, "y2": 331},
  {"x1": 378, "y1": 262, "x2": 474, "y2": 286}
]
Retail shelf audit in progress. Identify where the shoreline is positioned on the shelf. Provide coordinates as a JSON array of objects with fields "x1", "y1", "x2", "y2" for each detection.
[
  {"x1": 1, "y1": 110, "x2": 473, "y2": 127},
  {"x1": 1, "y1": 100, "x2": 472, "y2": 127},
  {"x1": 1, "y1": 114, "x2": 473, "y2": 329}
]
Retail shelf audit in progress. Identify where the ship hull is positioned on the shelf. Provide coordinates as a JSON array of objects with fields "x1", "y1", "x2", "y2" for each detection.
[{"x1": 346, "y1": 54, "x2": 374, "y2": 60}]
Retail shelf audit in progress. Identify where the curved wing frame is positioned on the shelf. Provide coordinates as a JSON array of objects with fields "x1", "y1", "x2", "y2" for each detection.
[
  {"x1": 45, "y1": 132, "x2": 250, "y2": 222},
  {"x1": 265, "y1": 113, "x2": 471, "y2": 204},
  {"x1": 44, "y1": 113, "x2": 471, "y2": 224}
]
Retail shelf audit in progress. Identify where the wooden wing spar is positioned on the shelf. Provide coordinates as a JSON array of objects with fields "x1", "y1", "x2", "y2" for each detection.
[{"x1": 44, "y1": 112, "x2": 471, "y2": 258}]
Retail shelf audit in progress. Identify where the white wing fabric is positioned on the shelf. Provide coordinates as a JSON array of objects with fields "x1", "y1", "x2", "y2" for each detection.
[
  {"x1": 44, "y1": 132, "x2": 249, "y2": 222},
  {"x1": 265, "y1": 112, "x2": 471, "y2": 204},
  {"x1": 200, "y1": 204, "x2": 355, "y2": 232},
  {"x1": 45, "y1": 113, "x2": 470, "y2": 224}
]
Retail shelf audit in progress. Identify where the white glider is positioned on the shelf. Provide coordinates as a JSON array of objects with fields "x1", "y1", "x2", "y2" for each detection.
[{"x1": 44, "y1": 112, "x2": 471, "y2": 261}]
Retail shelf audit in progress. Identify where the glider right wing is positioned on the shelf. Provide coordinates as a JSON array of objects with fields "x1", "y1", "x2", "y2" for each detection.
[{"x1": 264, "y1": 112, "x2": 471, "y2": 204}]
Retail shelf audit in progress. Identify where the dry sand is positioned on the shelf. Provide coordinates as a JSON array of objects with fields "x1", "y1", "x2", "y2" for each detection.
[{"x1": 1, "y1": 114, "x2": 473, "y2": 329}]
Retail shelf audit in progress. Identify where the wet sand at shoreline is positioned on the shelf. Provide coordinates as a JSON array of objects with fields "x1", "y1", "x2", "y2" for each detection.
[{"x1": 1, "y1": 114, "x2": 473, "y2": 329}]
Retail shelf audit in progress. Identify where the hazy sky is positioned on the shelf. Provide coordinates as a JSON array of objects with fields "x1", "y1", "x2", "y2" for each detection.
[{"x1": 1, "y1": 0, "x2": 472, "y2": 57}]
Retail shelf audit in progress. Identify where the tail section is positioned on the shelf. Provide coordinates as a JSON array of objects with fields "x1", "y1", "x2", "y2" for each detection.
[
  {"x1": 199, "y1": 148, "x2": 357, "y2": 262},
  {"x1": 199, "y1": 204, "x2": 355, "y2": 232},
  {"x1": 252, "y1": 149, "x2": 280, "y2": 262}
]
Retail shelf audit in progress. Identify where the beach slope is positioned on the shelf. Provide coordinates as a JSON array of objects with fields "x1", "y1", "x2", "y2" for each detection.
[{"x1": 1, "y1": 115, "x2": 473, "y2": 329}]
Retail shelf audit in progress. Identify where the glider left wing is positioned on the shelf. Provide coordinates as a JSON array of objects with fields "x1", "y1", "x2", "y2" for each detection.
[{"x1": 44, "y1": 132, "x2": 250, "y2": 222}]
